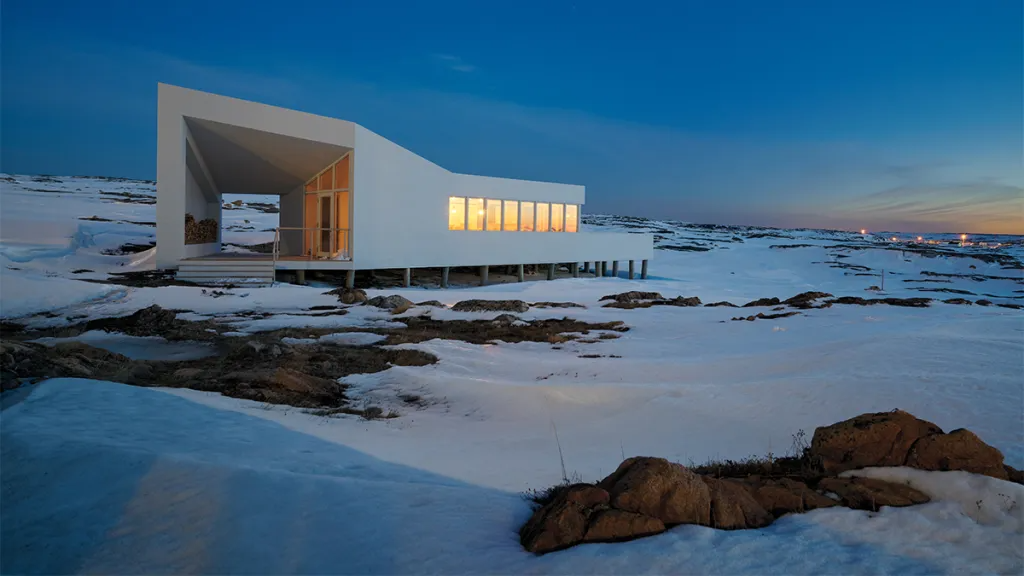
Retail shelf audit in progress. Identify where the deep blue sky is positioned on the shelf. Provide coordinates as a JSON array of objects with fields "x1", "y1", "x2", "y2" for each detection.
[{"x1": 2, "y1": 0, "x2": 1021, "y2": 232}]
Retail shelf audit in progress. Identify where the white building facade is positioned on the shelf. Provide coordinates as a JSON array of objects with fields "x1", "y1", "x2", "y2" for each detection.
[{"x1": 156, "y1": 84, "x2": 653, "y2": 284}]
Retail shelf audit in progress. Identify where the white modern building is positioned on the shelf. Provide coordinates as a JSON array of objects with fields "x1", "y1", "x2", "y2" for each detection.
[{"x1": 156, "y1": 83, "x2": 653, "y2": 286}]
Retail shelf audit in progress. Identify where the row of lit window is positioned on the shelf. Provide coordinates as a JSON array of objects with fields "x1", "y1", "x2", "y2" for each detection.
[{"x1": 448, "y1": 197, "x2": 579, "y2": 232}]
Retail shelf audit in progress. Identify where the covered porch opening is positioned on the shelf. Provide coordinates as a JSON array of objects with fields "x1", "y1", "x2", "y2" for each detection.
[{"x1": 181, "y1": 116, "x2": 353, "y2": 263}]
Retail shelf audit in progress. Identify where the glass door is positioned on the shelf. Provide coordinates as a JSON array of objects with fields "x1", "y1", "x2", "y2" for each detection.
[{"x1": 317, "y1": 193, "x2": 334, "y2": 256}]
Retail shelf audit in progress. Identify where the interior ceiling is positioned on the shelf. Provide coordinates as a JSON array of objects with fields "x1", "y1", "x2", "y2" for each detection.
[{"x1": 185, "y1": 117, "x2": 350, "y2": 195}]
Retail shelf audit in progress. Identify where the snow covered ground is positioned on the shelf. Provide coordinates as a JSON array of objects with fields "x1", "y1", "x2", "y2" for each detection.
[{"x1": 2, "y1": 174, "x2": 1023, "y2": 573}]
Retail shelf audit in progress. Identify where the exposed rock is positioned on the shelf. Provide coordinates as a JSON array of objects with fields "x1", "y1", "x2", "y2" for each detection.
[
  {"x1": 663, "y1": 296, "x2": 702, "y2": 307},
  {"x1": 83, "y1": 304, "x2": 177, "y2": 337},
  {"x1": 1005, "y1": 465, "x2": 1024, "y2": 484},
  {"x1": 944, "y1": 298, "x2": 972, "y2": 305},
  {"x1": 704, "y1": 301, "x2": 738, "y2": 308},
  {"x1": 997, "y1": 303, "x2": 1024, "y2": 310},
  {"x1": 599, "y1": 291, "x2": 664, "y2": 303},
  {"x1": 365, "y1": 294, "x2": 415, "y2": 310},
  {"x1": 731, "y1": 311, "x2": 801, "y2": 321},
  {"x1": 747, "y1": 478, "x2": 837, "y2": 517},
  {"x1": 1, "y1": 341, "x2": 130, "y2": 390},
  {"x1": 742, "y1": 297, "x2": 781, "y2": 308},
  {"x1": 451, "y1": 299, "x2": 530, "y2": 313},
  {"x1": 520, "y1": 485, "x2": 609, "y2": 554},
  {"x1": 415, "y1": 300, "x2": 447, "y2": 308},
  {"x1": 582, "y1": 510, "x2": 665, "y2": 543},
  {"x1": 532, "y1": 301, "x2": 586, "y2": 309},
  {"x1": 905, "y1": 429, "x2": 1008, "y2": 480},
  {"x1": 324, "y1": 287, "x2": 367, "y2": 305},
  {"x1": 491, "y1": 314, "x2": 521, "y2": 326},
  {"x1": 598, "y1": 457, "x2": 711, "y2": 526},
  {"x1": 810, "y1": 410, "x2": 943, "y2": 474},
  {"x1": 818, "y1": 477, "x2": 930, "y2": 510},
  {"x1": 783, "y1": 291, "x2": 834, "y2": 309},
  {"x1": 782, "y1": 291, "x2": 833, "y2": 305},
  {"x1": 701, "y1": 477, "x2": 773, "y2": 529},
  {"x1": 976, "y1": 299, "x2": 993, "y2": 306},
  {"x1": 828, "y1": 296, "x2": 932, "y2": 308}
]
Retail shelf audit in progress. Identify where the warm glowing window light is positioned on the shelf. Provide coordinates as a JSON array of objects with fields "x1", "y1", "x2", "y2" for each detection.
[
  {"x1": 467, "y1": 198, "x2": 485, "y2": 231},
  {"x1": 520, "y1": 202, "x2": 535, "y2": 232},
  {"x1": 536, "y1": 202, "x2": 550, "y2": 232},
  {"x1": 448, "y1": 197, "x2": 466, "y2": 230},
  {"x1": 486, "y1": 199, "x2": 502, "y2": 231},
  {"x1": 860, "y1": 229, "x2": 866, "y2": 234},
  {"x1": 503, "y1": 200, "x2": 519, "y2": 231},
  {"x1": 566, "y1": 205, "x2": 578, "y2": 233},
  {"x1": 550, "y1": 203, "x2": 565, "y2": 232}
]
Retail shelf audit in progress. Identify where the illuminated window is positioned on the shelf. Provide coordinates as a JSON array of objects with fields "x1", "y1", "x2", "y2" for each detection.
[
  {"x1": 305, "y1": 178, "x2": 319, "y2": 192},
  {"x1": 536, "y1": 202, "x2": 550, "y2": 232},
  {"x1": 520, "y1": 202, "x2": 535, "y2": 231},
  {"x1": 503, "y1": 200, "x2": 519, "y2": 231},
  {"x1": 551, "y1": 203, "x2": 564, "y2": 232},
  {"x1": 467, "y1": 198, "x2": 485, "y2": 231},
  {"x1": 486, "y1": 199, "x2": 502, "y2": 231},
  {"x1": 566, "y1": 205, "x2": 578, "y2": 232},
  {"x1": 319, "y1": 166, "x2": 334, "y2": 191},
  {"x1": 448, "y1": 197, "x2": 466, "y2": 230}
]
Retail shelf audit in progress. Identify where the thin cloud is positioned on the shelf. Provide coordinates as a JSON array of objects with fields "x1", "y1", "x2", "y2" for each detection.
[{"x1": 432, "y1": 54, "x2": 477, "y2": 73}]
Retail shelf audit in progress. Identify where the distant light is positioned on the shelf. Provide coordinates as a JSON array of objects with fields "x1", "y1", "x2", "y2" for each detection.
[
  {"x1": 961, "y1": 234, "x2": 967, "y2": 240},
  {"x1": 891, "y1": 237, "x2": 897, "y2": 242},
  {"x1": 478, "y1": 210, "x2": 485, "y2": 215},
  {"x1": 860, "y1": 229, "x2": 867, "y2": 234},
  {"x1": 917, "y1": 236, "x2": 922, "y2": 242}
]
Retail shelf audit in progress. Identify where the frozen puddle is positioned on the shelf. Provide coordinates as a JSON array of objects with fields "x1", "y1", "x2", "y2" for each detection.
[
  {"x1": 32, "y1": 330, "x2": 216, "y2": 361},
  {"x1": 281, "y1": 332, "x2": 387, "y2": 346}
]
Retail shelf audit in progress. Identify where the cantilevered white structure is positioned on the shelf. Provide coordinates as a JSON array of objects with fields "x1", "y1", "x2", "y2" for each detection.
[{"x1": 156, "y1": 83, "x2": 653, "y2": 285}]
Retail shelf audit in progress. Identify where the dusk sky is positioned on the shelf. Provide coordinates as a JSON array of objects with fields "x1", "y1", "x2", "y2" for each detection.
[{"x1": 2, "y1": 0, "x2": 1021, "y2": 233}]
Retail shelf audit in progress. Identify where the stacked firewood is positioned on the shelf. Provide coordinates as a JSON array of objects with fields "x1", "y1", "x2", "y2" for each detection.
[{"x1": 184, "y1": 213, "x2": 218, "y2": 245}]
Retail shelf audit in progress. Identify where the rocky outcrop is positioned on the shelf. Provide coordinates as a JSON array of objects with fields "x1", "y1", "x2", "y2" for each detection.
[
  {"x1": 451, "y1": 299, "x2": 530, "y2": 313},
  {"x1": 520, "y1": 485, "x2": 611, "y2": 554},
  {"x1": 325, "y1": 287, "x2": 368, "y2": 305},
  {"x1": 701, "y1": 477, "x2": 773, "y2": 529},
  {"x1": 582, "y1": 510, "x2": 664, "y2": 543},
  {"x1": 828, "y1": 296, "x2": 932, "y2": 308},
  {"x1": 810, "y1": 410, "x2": 944, "y2": 474},
  {"x1": 599, "y1": 291, "x2": 663, "y2": 303},
  {"x1": 818, "y1": 477, "x2": 930, "y2": 510},
  {"x1": 599, "y1": 457, "x2": 711, "y2": 525},
  {"x1": 782, "y1": 291, "x2": 834, "y2": 309},
  {"x1": 365, "y1": 295, "x2": 414, "y2": 311},
  {"x1": 745, "y1": 478, "x2": 837, "y2": 517},
  {"x1": 531, "y1": 302, "x2": 586, "y2": 309},
  {"x1": 742, "y1": 297, "x2": 781, "y2": 307},
  {"x1": 905, "y1": 429, "x2": 1008, "y2": 480},
  {"x1": 520, "y1": 411, "x2": 1016, "y2": 555},
  {"x1": 704, "y1": 301, "x2": 738, "y2": 308},
  {"x1": 415, "y1": 300, "x2": 448, "y2": 308}
]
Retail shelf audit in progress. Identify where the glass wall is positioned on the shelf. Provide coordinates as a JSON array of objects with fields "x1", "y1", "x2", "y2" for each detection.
[
  {"x1": 521, "y1": 202, "x2": 535, "y2": 232},
  {"x1": 486, "y1": 199, "x2": 502, "y2": 231},
  {"x1": 566, "y1": 205, "x2": 578, "y2": 232},
  {"x1": 449, "y1": 197, "x2": 466, "y2": 230},
  {"x1": 467, "y1": 198, "x2": 485, "y2": 231},
  {"x1": 503, "y1": 200, "x2": 519, "y2": 231},
  {"x1": 445, "y1": 196, "x2": 578, "y2": 233},
  {"x1": 535, "y1": 202, "x2": 550, "y2": 232},
  {"x1": 551, "y1": 203, "x2": 564, "y2": 232}
]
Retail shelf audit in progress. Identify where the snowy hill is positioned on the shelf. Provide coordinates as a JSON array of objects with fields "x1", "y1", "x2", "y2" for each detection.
[{"x1": 1, "y1": 174, "x2": 1022, "y2": 573}]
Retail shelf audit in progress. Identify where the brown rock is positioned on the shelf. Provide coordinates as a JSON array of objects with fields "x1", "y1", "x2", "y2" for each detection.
[
  {"x1": 520, "y1": 485, "x2": 609, "y2": 554},
  {"x1": 663, "y1": 296, "x2": 702, "y2": 307},
  {"x1": 701, "y1": 477, "x2": 773, "y2": 529},
  {"x1": 782, "y1": 291, "x2": 834, "y2": 308},
  {"x1": 365, "y1": 294, "x2": 415, "y2": 310},
  {"x1": 742, "y1": 297, "x2": 781, "y2": 307},
  {"x1": 582, "y1": 510, "x2": 665, "y2": 543},
  {"x1": 749, "y1": 478, "x2": 837, "y2": 517},
  {"x1": 598, "y1": 457, "x2": 711, "y2": 526},
  {"x1": 451, "y1": 299, "x2": 530, "y2": 313},
  {"x1": 599, "y1": 291, "x2": 664, "y2": 303},
  {"x1": 325, "y1": 287, "x2": 368, "y2": 305},
  {"x1": 810, "y1": 410, "x2": 943, "y2": 474},
  {"x1": 818, "y1": 477, "x2": 930, "y2": 510},
  {"x1": 905, "y1": 429, "x2": 1008, "y2": 480}
]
